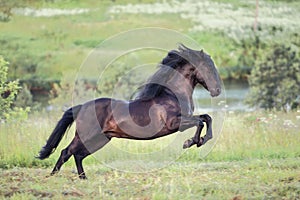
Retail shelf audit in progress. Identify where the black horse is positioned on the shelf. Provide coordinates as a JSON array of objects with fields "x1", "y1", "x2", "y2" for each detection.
[{"x1": 37, "y1": 44, "x2": 221, "y2": 179}]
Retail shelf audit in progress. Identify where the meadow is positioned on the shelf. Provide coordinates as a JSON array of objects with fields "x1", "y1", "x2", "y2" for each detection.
[
  {"x1": 2, "y1": 0, "x2": 299, "y2": 87},
  {"x1": 0, "y1": 111, "x2": 299, "y2": 199},
  {"x1": 1, "y1": 0, "x2": 300, "y2": 199}
]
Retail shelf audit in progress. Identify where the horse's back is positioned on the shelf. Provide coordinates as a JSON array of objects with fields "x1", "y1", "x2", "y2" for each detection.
[{"x1": 75, "y1": 98, "x2": 113, "y2": 137}]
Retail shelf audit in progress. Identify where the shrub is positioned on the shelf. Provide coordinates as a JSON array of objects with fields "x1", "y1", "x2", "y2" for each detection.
[
  {"x1": 0, "y1": 56, "x2": 30, "y2": 121},
  {"x1": 246, "y1": 43, "x2": 300, "y2": 111}
]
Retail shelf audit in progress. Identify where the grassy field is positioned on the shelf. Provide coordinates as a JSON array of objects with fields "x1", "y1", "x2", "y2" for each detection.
[
  {"x1": 1, "y1": 158, "x2": 299, "y2": 199},
  {"x1": 1, "y1": 0, "x2": 299, "y2": 83},
  {"x1": 1, "y1": 111, "x2": 299, "y2": 199}
]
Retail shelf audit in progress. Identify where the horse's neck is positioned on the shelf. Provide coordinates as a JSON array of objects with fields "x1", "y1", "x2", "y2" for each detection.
[
  {"x1": 166, "y1": 76, "x2": 195, "y2": 116},
  {"x1": 176, "y1": 91, "x2": 194, "y2": 116}
]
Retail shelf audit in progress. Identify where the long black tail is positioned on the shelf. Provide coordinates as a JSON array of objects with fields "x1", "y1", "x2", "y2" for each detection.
[{"x1": 37, "y1": 105, "x2": 82, "y2": 160}]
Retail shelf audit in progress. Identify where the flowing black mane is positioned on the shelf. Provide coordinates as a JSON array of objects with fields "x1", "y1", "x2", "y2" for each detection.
[{"x1": 135, "y1": 47, "x2": 189, "y2": 100}]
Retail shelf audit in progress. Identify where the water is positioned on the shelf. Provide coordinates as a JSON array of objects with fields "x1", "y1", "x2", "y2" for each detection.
[
  {"x1": 42, "y1": 79, "x2": 249, "y2": 112},
  {"x1": 194, "y1": 80, "x2": 249, "y2": 112}
]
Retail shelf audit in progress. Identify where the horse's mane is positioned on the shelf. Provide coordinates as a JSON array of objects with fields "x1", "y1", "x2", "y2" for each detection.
[{"x1": 135, "y1": 45, "x2": 189, "y2": 100}]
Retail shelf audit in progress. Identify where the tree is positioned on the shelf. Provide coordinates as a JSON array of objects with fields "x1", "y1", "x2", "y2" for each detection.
[
  {"x1": 0, "y1": 0, "x2": 40, "y2": 22},
  {"x1": 0, "y1": 56, "x2": 29, "y2": 121},
  {"x1": 246, "y1": 43, "x2": 300, "y2": 111}
]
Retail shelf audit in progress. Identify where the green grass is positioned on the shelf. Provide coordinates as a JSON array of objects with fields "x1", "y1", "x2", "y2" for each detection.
[
  {"x1": 0, "y1": 1, "x2": 193, "y2": 81},
  {"x1": 0, "y1": 158, "x2": 299, "y2": 199},
  {"x1": 0, "y1": 111, "x2": 299, "y2": 199},
  {"x1": 1, "y1": 111, "x2": 299, "y2": 168},
  {"x1": 1, "y1": 0, "x2": 299, "y2": 91}
]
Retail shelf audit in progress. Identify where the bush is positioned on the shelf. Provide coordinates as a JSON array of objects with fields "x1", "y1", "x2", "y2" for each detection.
[
  {"x1": 0, "y1": 56, "x2": 30, "y2": 121},
  {"x1": 246, "y1": 43, "x2": 300, "y2": 111},
  {"x1": 0, "y1": 0, "x2": 42, "y2": 22}
]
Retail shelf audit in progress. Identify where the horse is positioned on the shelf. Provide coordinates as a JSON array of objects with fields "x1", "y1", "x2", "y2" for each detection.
[{"x1": 37, "y1": 44, "x2": 222, "y2": 179}]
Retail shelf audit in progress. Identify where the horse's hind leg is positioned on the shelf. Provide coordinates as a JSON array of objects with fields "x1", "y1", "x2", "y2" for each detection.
[
  {"x1": 74, "y1": 153, "x2": 89, "y2": 179},
  {"x1": 51, "y1": 146, "x2": 73, "y2": 176},
  {"x1": 73, "y1": 131, "x2": 111, "y2": 179},
  {"x1": 51, "y1": 135, "x2": 82, "y2": 176},
  {"x1": 52, "y1": 129, "x2": 111, "y2": 179},
  {"x1": 70, "y1": 136, "x2": 90, "y2": 179}
]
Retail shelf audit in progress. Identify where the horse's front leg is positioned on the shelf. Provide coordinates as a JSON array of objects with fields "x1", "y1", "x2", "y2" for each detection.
[
  {"x1": 182, "y1": 114, "x2": 213, "y2": 149},
  {"x1": 197, "y1": 114, "x2": 212, "y2": 147},
  {"x1": 182, "y1": 122, "x2": 204, "y2": 149},
  {"x1": 170, "y1": 115, "x2": 204, "y2": 149}
]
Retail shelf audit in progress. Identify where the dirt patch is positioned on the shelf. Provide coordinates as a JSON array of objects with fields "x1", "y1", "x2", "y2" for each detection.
[
  {"x1": 4, "y1": 188, "x2": 53, "y2": 198},
  {"x1": 62, "y1": 188, "x2": 84, "y2": 197}
]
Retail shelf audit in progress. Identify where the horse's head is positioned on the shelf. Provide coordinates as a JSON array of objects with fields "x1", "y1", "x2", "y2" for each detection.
[{"x1": 178, "y1": 44, "x2": 222, "y2": 97}]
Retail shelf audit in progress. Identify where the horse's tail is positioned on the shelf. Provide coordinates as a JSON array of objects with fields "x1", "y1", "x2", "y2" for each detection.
[{"x1": 37, "y1": 105, "x2": 82, "y2": 160}]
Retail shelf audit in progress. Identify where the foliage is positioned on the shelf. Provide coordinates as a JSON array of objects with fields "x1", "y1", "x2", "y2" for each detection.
[
  {"x1": 49, "y1": 78, "x2": 97, "y2": 109},
  {"x1": 231, "y1": 26, "x2": 280, "y2": 69},
  {"x1": 236, "y1": 33, "x2": 266, "y2": 68},
  {"x1": 246, "y1": 41, "x2": 300, "y2": 111},
  {"x1": 219, "y1": 65, "x2": 252, "y2": 80},
  {"x1": 14, "y1": 83, "x2": 42, "y2": 111},
  {"x1": 97, "y1": 61, "x2": 140, "y2": 99},
  {"x1": 1, "y1": 0, "x2": 300, "y2": 107},
  {"x1": 0, "y1": 0, "x2": 20, "y2": 22},
  {"x1": 110, "y1": 0, "x2": 300, "y2": 35},
  {"x1": 97, "y1": 61, "x2": 131, "y2": 97},
  {"x1": 0, "y1": 0, "x2": 40, "y2": 22},
  {"x1": 73, "y1": 39, "x2": 102, "y2": 48},
  {"x1": 0, "y1": 56, "x2": 30, "y2": 121}
]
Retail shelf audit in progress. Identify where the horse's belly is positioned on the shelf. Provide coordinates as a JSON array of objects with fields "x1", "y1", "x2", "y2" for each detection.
[{"x1": 108, "y1": 102, "x2": 168, "y2": 138}]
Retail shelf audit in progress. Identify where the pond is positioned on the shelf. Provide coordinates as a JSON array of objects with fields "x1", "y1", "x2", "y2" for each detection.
[
  {"x1": 194, "y1": 80, "x2": 250, "y2": 113},
  {"x1": 42, "y1": 79, "x2": 250, "y2": 112}
]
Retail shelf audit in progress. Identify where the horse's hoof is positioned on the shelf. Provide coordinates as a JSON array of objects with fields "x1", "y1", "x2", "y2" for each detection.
[
  {"x1": 183, "y1": 139, "x2": 194, "y2": 149},
  {"x1": 50, "y1": 171, "x2": 57, "y2": 176},
  {"x1": 79, "y1": 174, "x2": 87, "y2": 180},
  {"x1": 196, "y1": 137, "x2": 204, "y2": 147}
]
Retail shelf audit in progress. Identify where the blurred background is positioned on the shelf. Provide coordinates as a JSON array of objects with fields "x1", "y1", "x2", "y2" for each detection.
[{"x1": 1, "y1": 0, "x2": 299, "y2": 115}]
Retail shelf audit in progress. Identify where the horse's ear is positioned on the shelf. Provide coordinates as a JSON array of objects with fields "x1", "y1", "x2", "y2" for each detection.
[
  {"x1": 178, "y1": 43, "x2": 188, "y2": 51},
  {"x1": 178, "y1": 43, "x2": 185, "y2": 48}
]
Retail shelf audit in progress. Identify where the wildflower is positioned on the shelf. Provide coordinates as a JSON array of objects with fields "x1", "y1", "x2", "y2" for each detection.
[
  {"x1": 283, "y1": 120, "x2": 296, "y2": 128},
  {"x1": 109, "y1": 0, "x2": 300, "y2": 39}
]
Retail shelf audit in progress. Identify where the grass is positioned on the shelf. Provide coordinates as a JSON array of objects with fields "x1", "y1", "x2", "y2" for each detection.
[
  {"x1": 2, "y1": 0, "x2": 299, "y2": 84},
  {"x1": 0, "y1": 158, "x2": 299, "y2": 199},
  {"x1": 0, "y1": 0, "x2": 193, "y2": 81},
  {"x1": 0, "y1": 111, "x2": 299, "y2": 199},
  {"x1": 1, "y1": 111, "x2": 299, "y2": 169}
]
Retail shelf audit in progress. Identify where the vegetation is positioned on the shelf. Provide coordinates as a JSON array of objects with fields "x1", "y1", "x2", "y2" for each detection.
[
  {"x1": 0, "y1": 0, "x2": 298, "y2": 110},
  {"x1": 0, "y1": 56, "x2": 29, "y2": 121},
  {"x1": 1, "y1": 158, "x2": 299, "y2": 199},
  {"x1": 247, "y1": 40, "x2": 300, "y2": 111},
  {"x1": 0, "y1": 111, "x2": 299, "y2": 199}
]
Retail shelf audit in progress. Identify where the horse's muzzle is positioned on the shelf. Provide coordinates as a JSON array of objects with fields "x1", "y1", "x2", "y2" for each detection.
[{"x1": 210, "y1": 87, "x2": 221, "y2": 97}]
